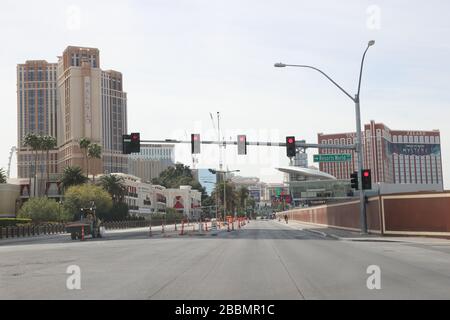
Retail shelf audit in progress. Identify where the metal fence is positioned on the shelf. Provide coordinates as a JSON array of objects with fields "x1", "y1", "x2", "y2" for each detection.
[
  {"x1": 0, "y1": 224, "x2": 66, "y2": 239},
  {"x1": 0, "y1": 219, "x2": 233, "y2": 240}
]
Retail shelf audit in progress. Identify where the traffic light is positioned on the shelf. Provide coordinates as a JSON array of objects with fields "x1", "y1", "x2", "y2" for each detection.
[
  {"x1": 362, "y1": 169, "x2": 372, "y2": 190},
  {"x1": 237, "y1": 135, "x2": 247, "y2": 155},
  {"x1": 350, "y1": 171, "x2": 359, "y2": 190},
  {"x1": 130, "y1": 132, "x2": 140, "y2": 153},
  {"x1": 122, "y1": 134, "x2": 131, "y2": 154},
  {"x1": 191, "y1": 134, "x2": 201, "y2": 154},
  {"x1": 286, "y1": 136, "x2": 296, "y2": 157}
]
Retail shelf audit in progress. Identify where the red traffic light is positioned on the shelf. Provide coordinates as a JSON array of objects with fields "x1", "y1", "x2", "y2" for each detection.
[
  {"x1": 362, "y1": 169, "x2": 372, "y2": 190},
  {"x1": 286, "y1": 136, "x2": 296, "y2": 157},
  {"x1": 237, "y1": 135, "x2": 247, "y2": 155},
  {"x1": 131, "y1": 133, "x2": 139, "y2": 141}
]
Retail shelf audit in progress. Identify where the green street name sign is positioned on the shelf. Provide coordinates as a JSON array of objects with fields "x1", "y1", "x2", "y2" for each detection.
[{"x1": 314, "y1": 154, "x2": 352, "y2": 162}]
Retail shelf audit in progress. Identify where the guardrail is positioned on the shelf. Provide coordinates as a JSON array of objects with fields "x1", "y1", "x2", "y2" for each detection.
[
  {"x1": 0, "y1": 220, "x2": 150, "y2": 240},
  {"x1": 0, "y1": 218, "x2": 245, "y2": 240},
  {"x1": 0, "y1": 223, "x2": 66, "y2": 240}
]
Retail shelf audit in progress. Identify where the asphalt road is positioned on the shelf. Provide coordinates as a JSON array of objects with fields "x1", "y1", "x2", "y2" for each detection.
[{"x1": 2, "y1": 220, "x2": 450, "y2": 300}]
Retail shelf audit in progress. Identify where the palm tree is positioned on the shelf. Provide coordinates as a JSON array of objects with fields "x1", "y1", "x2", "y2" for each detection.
[
  {"x1": 212, "y1": 181, "x2": 237, "y2": 216},
  {"x1": 23, "y1": 133, "x2": 41, "y2": 197},
  {"x1": 41, "y1": 136, "x2": 57, "y2": 195},
  {"x1": 88, "y1": 143, "x2": 102, "y2": 182},
  {"x1": 99, "y1": 174, "x2": 126, "y2": 203},
  {"x1": 238, "y1": 187, "x2": 250, "y2": 211},
  {"x1": 79, "y1": 138, "x2": 91, "y2": 177},
  {"x1": 60, "y1": 166, "x2": 88, "y2": 191},
  {"x1": 0, "y1": 168, "x2": 6, "y2": 184}
]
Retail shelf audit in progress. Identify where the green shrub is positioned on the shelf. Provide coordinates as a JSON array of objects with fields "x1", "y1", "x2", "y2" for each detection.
[
  {"x1": 18, "y1": 198, "x2": 71, "y2": 223},
  {"x1": 0, "y1": 218, "x2": 32, "y2": 227},
  {"x1": 63, "y1": 184, "x2": 112, "y2": 221}
]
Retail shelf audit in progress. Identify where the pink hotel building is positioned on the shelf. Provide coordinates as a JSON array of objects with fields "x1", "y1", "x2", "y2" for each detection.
[{"x1": 318, "y1": 121, "x2": 443, "y2": 188}]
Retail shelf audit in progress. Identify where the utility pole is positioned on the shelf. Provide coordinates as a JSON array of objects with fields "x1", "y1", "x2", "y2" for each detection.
[{"x1": 274, "y1": 40, "x2": 375, "y2": 234}]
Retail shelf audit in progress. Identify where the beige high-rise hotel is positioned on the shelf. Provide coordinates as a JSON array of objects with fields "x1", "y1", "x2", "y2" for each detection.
[
  {"x1": 57, "y1": 46, "x2": 128, "y2": 175},
  {"x1": 17, "y1": 46, "x2": 128, "y2": 181},
  {"x1": 17, "y1": 60, "x2": 59, "y2": 179}
]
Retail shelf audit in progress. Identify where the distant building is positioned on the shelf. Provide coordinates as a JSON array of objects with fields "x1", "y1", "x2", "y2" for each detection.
[
  {"x1": 318, "y1": 120, "x2": 443, "y2": 191},
  {"x1": 102, "y1": 173, "x2": 167, "y2": 218},
  {"x1": 277, "y1": 166, "x2": 350, "y2": 205},
  {"x1": 57, "y1": 46, "x2": 128, "y2": 176},
  {"x1": 17, "y1": 46, "x2": 129, "y2": 186},
  {"x1": 128, "y1": 144, "x2": 175, "y2": 183},
  {"x1": 165, "y1": 185, "x2": 202, "y2": 219},
  {"x1": 16, "y1": 60, "x2": 59, "y2": 180}
]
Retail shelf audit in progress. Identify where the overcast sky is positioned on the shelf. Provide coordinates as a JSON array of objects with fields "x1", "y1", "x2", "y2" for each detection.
[{"x1": 1, "y1": 0, "x2": 449, "y2": 187}]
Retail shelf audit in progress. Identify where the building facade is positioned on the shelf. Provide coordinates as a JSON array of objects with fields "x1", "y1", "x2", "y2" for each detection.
[
  {"x1": 57, "y1": 46, "x2": 128, "y2": 176},
  {"x1": 128, "y1": 144, "x2": 175, "y2": 183},
  {"x1": 164, "y1": 186, "x2": 202, "y2": 219},
  {"x1": 17, "y1": 60, "x2": 59, "y2": 179},
  {"x1": 103, "y1": 173, "x2": 167, "y2": 218},
  {"x1": 18, "y1": 46, "x2": 129, "y2": 182},
  {"x1": 317, "y1": 121, "x2": 443, "y2": 189}
]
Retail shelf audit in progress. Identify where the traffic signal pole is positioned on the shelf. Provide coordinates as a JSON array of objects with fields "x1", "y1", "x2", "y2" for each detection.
[
  {"x1": 141, "y1": 139, "x2": 357, "y2": 151},
  {"x1": 355, "y1": 96, "x2": 368, "y2": 234}
]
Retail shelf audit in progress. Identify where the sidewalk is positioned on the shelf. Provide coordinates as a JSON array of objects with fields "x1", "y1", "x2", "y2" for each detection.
[{"x1": 279, "y1": 220, "x2": 450, "y2": 245}]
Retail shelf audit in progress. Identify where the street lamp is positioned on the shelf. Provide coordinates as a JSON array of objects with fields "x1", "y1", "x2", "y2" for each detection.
[
  {"x1": 203, "y1": 181, "x2": 218, "y2": 219},
  {"x1": 274, "y1": 40, "x2": 375, "y2": 234},
  {"x1": 209, "y1": 169, "x2": 240, "y2": 222}
]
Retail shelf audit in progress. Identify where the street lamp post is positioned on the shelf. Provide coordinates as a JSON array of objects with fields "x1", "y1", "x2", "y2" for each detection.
[
  {"x1": 209, "y1": 169, "x2": 240, "y2": 223},
  {"x1": 274, "y1": 40, "x2": 375, "y2": 234}
]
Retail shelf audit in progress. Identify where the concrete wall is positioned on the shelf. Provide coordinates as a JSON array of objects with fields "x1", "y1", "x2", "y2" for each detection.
[
  {"x1": 367, "y1": 183, "x2": 444, "y2": 196},
  {"x1": 0, "y1": 184, "x2": 20, "y2": 215},
  {"x1": 280, "y1": 192, "x2": 450, "y2": 237}
]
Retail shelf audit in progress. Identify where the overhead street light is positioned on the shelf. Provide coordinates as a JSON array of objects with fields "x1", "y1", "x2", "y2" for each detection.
[
  {"x1": 274, "y1": 62, "x2": 286, "y2": 68},
  {"x1": 274, "y1": 40, "x2": 376, "y2": 234}
]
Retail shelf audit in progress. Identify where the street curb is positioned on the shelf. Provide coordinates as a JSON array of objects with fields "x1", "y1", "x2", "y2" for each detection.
[{"x1": 303, "y1": 229, "x2": 328, "y2": 238}]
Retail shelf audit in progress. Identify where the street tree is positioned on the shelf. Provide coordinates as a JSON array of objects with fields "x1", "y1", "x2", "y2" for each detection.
[
  {"x1": 0, "y1": 168, "x2": 6, "y2": 183},
  {"x1": 41, "y1": 135, "x2": 57, "y2": 195},
  {"x1": 23, "y1": 133, "x2": 41, "y2": 197},
  {"x1": 63, "y1": 184, "x2": 113, "y2": 221},
  {"x1": 152, "y1": 163, "x2": 208, "y2": 200},
  {"x1": 99, "y1": 174, "x2": 127, "y2": 203},
  {"x1": 88, "y1": 143, "x2": 102, "y2": 182},
  {"x1": 60, "y1": 166, "x2": 88, "y2": 191},
  {"x1": 79, "y1": 138, "x2": 91, "y2": 176}
]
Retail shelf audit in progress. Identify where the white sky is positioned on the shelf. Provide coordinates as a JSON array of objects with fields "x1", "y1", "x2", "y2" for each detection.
[{"x1": 1, "y1": 0, "x2": 449, "y2": 187}]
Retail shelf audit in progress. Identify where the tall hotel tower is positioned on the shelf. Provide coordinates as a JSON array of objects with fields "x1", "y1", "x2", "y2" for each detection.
[
  {"x1": 17, "y1": 46, "x2": 128, "y2": 180},
  {"x1": 17, "y1": 60, "x2": 59, "y2": 179}
]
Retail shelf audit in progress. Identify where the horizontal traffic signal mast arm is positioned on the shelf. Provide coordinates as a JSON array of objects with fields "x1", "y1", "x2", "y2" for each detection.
[{"x1": 141, "y1": 139, "x2": 356, "y2": 150}]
